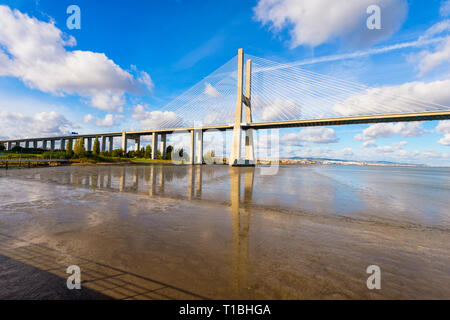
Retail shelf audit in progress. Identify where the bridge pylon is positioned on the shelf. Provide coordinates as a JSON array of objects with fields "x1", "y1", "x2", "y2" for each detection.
[{"x1": 229, "y1": 48, "x2": 255, "y2": 166}]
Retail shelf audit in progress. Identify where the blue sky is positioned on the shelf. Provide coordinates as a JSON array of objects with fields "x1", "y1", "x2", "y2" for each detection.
[{"x1": 0, "y1": 0, "x2": 449, "y2": 165}]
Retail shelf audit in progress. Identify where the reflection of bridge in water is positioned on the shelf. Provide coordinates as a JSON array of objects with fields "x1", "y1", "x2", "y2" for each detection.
[{"x1": 28, "y1": 164, "x2": 255, "y2": 296}]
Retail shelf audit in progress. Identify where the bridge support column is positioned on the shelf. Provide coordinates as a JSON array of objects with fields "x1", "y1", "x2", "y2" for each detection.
[
  {"x1": 50, "y1": 140, "x2": 55, "y2": 151},
  {"x1": 5, "y1": 142, "x2": 10, "y2": 151},
  {"x1": 42, "y1": 140, "x2": 47, "y2": 150},
  {"x1": 25, "y1": 141, "x2": 30, "y2": 149},
  {"x1": 190, "y1": 130, "x2": 195, "y2": 164},
  {"x1": 160, "y1": 134, "x2": 167, "y2": 159},
  {"x1": 61, "y1": 139, "x2": 66, "y2": 150},
  {"x1": 87, "y1": 138, "x2": 92, "y2": 152},
  {"x1": 108, "y1": 137, "x2": 114, "y2": 152},
  {"x1": 195, "y1": 130, "x2": 203, "y2": 164},
  {"x1": 151, "y1": 133, "x2": 158, "y2": 159},
  {"x1": 230, "y1": 49, "x2": 254, "y2": 166},
  {"x1": 222, "y1": 131, "x2": 227, "y2": 164},
  {"x1": 100, "y1": 136, "x2": 106, "y2": 152},
  {"x1": 66, "y1": 139, "x2": 72, "y2": 152},
  {"x1": 33, "y1": 141, "x2": 38, "y2": 149},
  {"x1": 244, "y1": 58, "x2": 255, "y2": 164},
  {"x1": 229, "y1": 49, "x2": 254, "y2": 166},
  {"x1": 121, "y1": 132, "x2": 127, "y2": 152},
  {"x1": 134, "y1": 136, "x2": 140, "y2": 152},
  {"x1": 230, "y1": 49, "x2": 244, "y2": 166}
]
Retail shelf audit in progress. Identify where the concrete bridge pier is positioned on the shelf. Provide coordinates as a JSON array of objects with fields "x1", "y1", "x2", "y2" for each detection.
[
  {"x1": 108, "y1": 137, "x2": 114, "y2": 152},
  {"x1": 230, "y1": 49, "x2": 255, "y2": 166},
  {"x1": 122, "y1": 132, "x2": 128, "y2": 152},
  {"x1": 42, "y1": 140, "x2": 47, "y2": 150},
  {"x1": 160, "y1": 133, "x2": 167, "y2": 159},
  {"x1": 151, "y1": 133, "x2": 158, "y2": 159},
  {"x1": 100, "y1": 136, "x2": 106, "y2": 152},
  {"x1": 195, "y1": 130, "x2": 203, "y2": 164},
  {"x1": 87, "y1": 138, "x2": 92, "y2": 152},
  {"x1": 134, "y1": 136, "x2": 140, "y2": 152},
  {"x1": 61, "y1": 139, "x2": 66, "y2": 150},
  {"x1": 50, "y1": 140, "x2": 55, "y2": 151},
  {"x1": 189, "y1": 130, "x2": 195, "y2": 164},
  {"x1": 25, "y1": 141, "x2": 30, "y2": 149},
  {"x1": 33, "y1": 140, "x2": 37, "y2": 149}
]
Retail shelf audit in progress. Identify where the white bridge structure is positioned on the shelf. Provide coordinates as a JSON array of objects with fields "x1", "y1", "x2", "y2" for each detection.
[{"x1": 1, "y1": 49, "x2": 449, "y2": 166}]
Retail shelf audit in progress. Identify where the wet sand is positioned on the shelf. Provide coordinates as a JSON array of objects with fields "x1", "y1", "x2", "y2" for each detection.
[{"x1": 0, "y1": 164, "x2": 449, "y2": 299}]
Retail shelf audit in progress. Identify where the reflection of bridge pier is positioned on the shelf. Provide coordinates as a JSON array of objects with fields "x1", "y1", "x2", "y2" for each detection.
[
  {"x1": 188, "y1": 166, "x2": 195, "y2": 200},
  {"x1": 229, "y1": 167, "x2": 254, "y2": 296},
  {"x1": 158, "y1": 166, "x2": 164, "y2": 193},
  {"x1": 132, "y1": 167, "x2": 139, "y2": 192},
  {"x1": 196, "y1": 166, "x2": 202, "y2": 197},
  {"x1": 149, "y1": 166, "x2": 156, "y2": 196},
  {"x1": 119, "y1": 167, "x2": 126, "y2": 192}
]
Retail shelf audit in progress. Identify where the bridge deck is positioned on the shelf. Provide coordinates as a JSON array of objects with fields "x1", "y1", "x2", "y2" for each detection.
[{"x1": 0, "y1": 111, "x2": 449, "y2": 143}]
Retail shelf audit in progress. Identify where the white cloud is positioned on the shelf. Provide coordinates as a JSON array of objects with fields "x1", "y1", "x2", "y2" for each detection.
[
  {"x1": 257, "y1": 98, "x2": 301, "y2": 121},
  {"x1": 84, "y1": 113, "x2": 117, "y2": 127},
  {"x1": 416, "y1": 36, "x2": 450, "y2": 76},
  {"x1": 204, "y1": 83, "x2": 222, "y2": 98},
  {"x1": 363, "y1": 140, "x2": 377, "y2": 148},
  {"x1": 0, "y1": 111, "x2": 72, "y2": 139},
  {"x1": 0, "y1": 6, "x2": 152, "y2": 112},
  {"x1": 334, "y1": 147, "x2": 354, "y2": 158},
  {"x1": 441, "y1": 0, "x2": 450, "y2": 17},
  {"x1": 355, "y1": 122, "x2": 424, "y2": 141},
  {"x1": 132, "y1": 104, "x2": 182, "y2": 129},
  {"x1": 373, "y1": 141, "x2": 407, "y2": 153},
  {"x1": 436, "y1": 120, "x2": 450, "y2": 145},
  {"x1": 282, "y1": 127, "x2": 339, "y2": 145},
  {"x1": 411, "y1": 19, "x2": 450, "y2": 76},
  {"x1": 333, "y1": 79, "x2": 450, "y2": 117},
  {"x1": 438, "y1": 135, "x2": 450, "y2": 146},
  {"x1": 138, "y1": 71, "x2": 154, "y2": 92},
  {"x1": 253, "y1": 0, "x2": 408, "y2": 48}
]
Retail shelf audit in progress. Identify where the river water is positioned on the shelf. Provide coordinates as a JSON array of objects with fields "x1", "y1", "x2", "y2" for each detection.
[{"x1": 0, "y1": 164, "x2": 449, "y2": 299}]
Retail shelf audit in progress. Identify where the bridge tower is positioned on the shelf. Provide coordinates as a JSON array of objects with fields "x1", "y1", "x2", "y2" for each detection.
[{"x1": 229, "y1": 48, "x2": 255, "y2": 166}]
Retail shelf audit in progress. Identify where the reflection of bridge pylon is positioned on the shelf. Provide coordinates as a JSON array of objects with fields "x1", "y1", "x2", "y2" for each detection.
[
  {"x1": 229, "y1": 49, "x2": 255, "y2": 167},
  {"x1": 230, "y1": 167, "x2": 255, "y2": 297}
]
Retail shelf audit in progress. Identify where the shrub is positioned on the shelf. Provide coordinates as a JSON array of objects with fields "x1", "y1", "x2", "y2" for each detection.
[
  {"x1": 92, "y1": 137, "x2": 100, "y2": 155},
  {"x1": 165, "y1": 145, "x2": 173, "y2": 160},
  {"x1": 66, "y1": 140, "x2": 73, "y2": 157},
  {"x1": 42, "y1": 151, "x2": 70, "y2": 159},
  {"x1": 145, "y1": 145, "x2": 152, "y2": 158},
  {"x1": 111, "y1": 148, "x2": 124, "y2": 157},
  {"x1": 11, "y1": 145, "x2": 23, "y2": 152},
  {"x1": 73, "y1": 138, "x2": 86, "y2": 157}
]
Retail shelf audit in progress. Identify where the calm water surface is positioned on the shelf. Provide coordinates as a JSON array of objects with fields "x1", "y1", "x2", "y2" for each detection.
[{"x1": 0, "y1": 164, "x2": 449, "y2": 299}]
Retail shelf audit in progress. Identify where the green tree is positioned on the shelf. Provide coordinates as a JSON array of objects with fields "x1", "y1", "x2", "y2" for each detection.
[
  {"x1": 156, "y1": 150, "x2": 162, "y2": 160},
  {"x1": 165, "y1": 145, "x2": 173, "y2": 160},
  {"x1": 112, "y1": 148, "x2": 124, "y2": 157},
  {"x1": 73, "y1": 138, "x2": 86, "y2": 157},
  {"x1": 0, "y1": 144, "x2": 5, "y2": 151},
  {"x1": 66, "y1": 139, "x2": 73, "y2": 157},
  {"x1": 92, "y1": 137, "x2": 100, "y2": 155},
  {"x1": 145, "y1": 145, "x2": 152, "y2": 158}
]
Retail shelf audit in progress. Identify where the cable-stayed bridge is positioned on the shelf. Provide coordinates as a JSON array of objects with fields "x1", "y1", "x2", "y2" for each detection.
[{"x1": 1, "y1": 49, "x2": 449, "y2": 166}]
